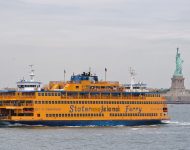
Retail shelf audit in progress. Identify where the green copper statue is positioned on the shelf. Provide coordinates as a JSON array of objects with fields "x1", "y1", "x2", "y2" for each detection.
[{"x1": 174, "y1": 48, "x2": 184, "y2": 76}]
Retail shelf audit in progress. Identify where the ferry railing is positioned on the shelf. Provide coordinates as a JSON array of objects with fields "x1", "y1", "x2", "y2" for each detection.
[
  {"x1": 0, "y1": 103, "x2": 34, "y2": 107},
  {"x1": 60, "y1": 94, "x2": 146, "y2": 100},
  {"x1": 0, "y1": 95, "x2": 35, "y2": 100}
]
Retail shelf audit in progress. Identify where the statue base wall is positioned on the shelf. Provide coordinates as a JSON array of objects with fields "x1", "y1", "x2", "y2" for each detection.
[{"x1": 171, "y1": 75, "x2": 185, "y2": 91}]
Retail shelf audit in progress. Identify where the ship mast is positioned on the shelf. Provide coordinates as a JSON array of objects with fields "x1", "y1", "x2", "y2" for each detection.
[
  {"x1": 29, "y1": 65, "x2": 35, "y2": 82},
  {"x1": 129, "y1": 67, "x2": 136, "y2": 91}
]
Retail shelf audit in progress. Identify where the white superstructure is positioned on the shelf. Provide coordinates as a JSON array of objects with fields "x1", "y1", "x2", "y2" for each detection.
[
  {"x1": 17, "y1": 65, "x2": 42, "y2": 91},
  {"x1": 124, "y1": 68, "x2": 149, "y2": 92}
]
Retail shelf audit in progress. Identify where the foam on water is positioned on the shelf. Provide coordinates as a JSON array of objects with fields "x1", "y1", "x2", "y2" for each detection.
[{"x1": 164, "y1": 120, "x2": 190, "y2": 126}]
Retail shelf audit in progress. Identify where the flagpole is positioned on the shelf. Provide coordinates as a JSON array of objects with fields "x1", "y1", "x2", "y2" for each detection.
[
  {"x1": 64, "y1": 70, "x2": 66, "y2": 83},
  {"x1": 105, "y1": 68, "x2": 107, "y2": 81}
]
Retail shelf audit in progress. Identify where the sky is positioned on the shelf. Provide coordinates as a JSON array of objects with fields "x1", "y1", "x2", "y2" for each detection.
[{"x1": 0, "y1": 0, "x2": 190, "y2": 89}]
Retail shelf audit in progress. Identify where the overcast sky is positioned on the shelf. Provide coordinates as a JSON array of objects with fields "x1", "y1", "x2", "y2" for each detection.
[{"x1": 0, "y1": 0, "x2": 190, "y2": 89}]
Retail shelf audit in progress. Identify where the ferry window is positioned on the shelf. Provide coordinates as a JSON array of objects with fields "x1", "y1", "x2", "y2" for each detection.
[
  {"x1": 65, "y1": 114, "x2": 68, "y2": 117},
  {"x1": 59, "y1": 114, "x2": 61, "y2": 117},
  {"x1": 52, "y1": 114, "x2": 55, "y2": 117},
  {"x1": 55, "y1": 93, "x2": 57, "y2": 96},
  {"x1": 71, "y1": 114, "x2": 73, "y2": 117},
  {"x1": 45, "y1": 101, "x2": 48, "y2": 104},
  {"x1": 38, "y1": 93, "x2": 41, "y2": 96},
  {"x1": 74, "y1": 114, "x2": 76, "y2": 117},
  {"x1": 52, "y1": 101, "x2": 54, "y2": 104},
  {"x1": 62, "y1": 114, "x2": 64, "y2": 117},
  {"x1": 49, "y1": 114, "x2": 52, "y2": 117},
  {"x1": 77, "y1": 114, "x2": 79, "y2": 117},
  {"x1": 58, "y1": 101, "x2": 61, "y2": 104},
  {"x1": 37, "y1": 114, "x2": 40, "y2": 117},
  {"x1": 116, "y1": 101, "x2": 120, "y2": 104},
  {"x1": 56, "y1": 114, "x2": 58, "y2": 117},
  {"x1": 49, "y1": 101, "x2": 51, "y2": 104},
  {"x1": 38, "y1": 101, "x2": 41, "y2": 104},
  {"x1": 68, "y1": 114, "x2": 70, "y2": 117},
  {"x1": 35, "y1": 101, "x2": 38, "y2": 104},
  {"x1": 42, "y1": 101, "x2": 45, "y2": 104},
  {"x1": 46, "y1": 114, "x2": 49, "y2": 117},
  {"x1": 55, "y1": 101, "x2": 57, "y2": 104},
  {"x1": 82, "y1": 101, "x2": 84, "y2": 104}
]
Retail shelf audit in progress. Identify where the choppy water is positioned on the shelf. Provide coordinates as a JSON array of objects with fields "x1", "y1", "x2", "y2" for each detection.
[{"x1": 0, "y1": 105, "x2": 190, "y2": 150}]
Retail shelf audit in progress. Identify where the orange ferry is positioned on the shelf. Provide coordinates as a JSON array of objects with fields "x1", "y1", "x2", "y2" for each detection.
[{"x1": 0, "y1": 67, "x2": 169, "y2": 126}]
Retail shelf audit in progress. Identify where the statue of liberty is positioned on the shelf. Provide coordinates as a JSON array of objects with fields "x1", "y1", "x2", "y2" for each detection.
[{"x1": 174, "y1": 48, "x2": 184, "y2": 76}]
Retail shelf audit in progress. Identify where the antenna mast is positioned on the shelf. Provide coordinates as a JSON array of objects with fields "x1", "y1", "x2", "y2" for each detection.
[
  {"x1": 29, "y1": 65, "x2": 35, "y2": 82},
  {"x1": 129, "y1": 67, "x2": 136, "y2": 90}
]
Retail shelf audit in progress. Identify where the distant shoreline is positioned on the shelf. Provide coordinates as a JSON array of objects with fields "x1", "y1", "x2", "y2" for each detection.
[{"x1": 166, "y1": 101, "x2": 190, "y2": 104}]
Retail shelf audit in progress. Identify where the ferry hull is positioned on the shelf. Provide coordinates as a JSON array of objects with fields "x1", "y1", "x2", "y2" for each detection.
[{"x1": 0, "y1": 120, "x2": 163, "y2": 127}]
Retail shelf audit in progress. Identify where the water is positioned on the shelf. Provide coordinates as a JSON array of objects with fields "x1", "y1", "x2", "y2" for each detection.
[{"x1": 0, "y1": 105, "x2": 190, "y2": 150}]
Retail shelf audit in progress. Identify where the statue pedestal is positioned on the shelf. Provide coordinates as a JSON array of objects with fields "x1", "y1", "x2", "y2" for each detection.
[{"x1": 171, "y1": 76, "x2": 185, "y2": 92}]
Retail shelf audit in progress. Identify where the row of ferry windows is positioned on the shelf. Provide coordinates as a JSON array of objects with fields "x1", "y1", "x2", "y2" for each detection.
[
  {"x1": 35, "y1": 100, "x2": 164, "y2": 105},
  {"x1": 110, "y1": 113, "x2": 158, "y2": 117},
  {"x1": 38, "y1": 93, "x2": 61, "y2": 97},
  {"x1": 37, "y1": 93, "x2": 160, "y2": 97},
  {"x1": 45, "y1": 113, "x2": 158, "y2": 118},
  {"x1": 46, "y1": 113, "x2": 104, "y2": 118}
]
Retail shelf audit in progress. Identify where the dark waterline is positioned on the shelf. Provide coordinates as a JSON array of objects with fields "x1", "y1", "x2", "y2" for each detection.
[{"x1": 0, "y1": 105, "x2": 190, "y2": 150}]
